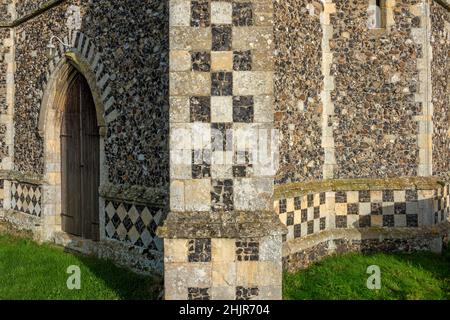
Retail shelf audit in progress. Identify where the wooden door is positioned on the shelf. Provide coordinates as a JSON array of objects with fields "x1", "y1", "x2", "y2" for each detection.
[{"x1": 61, "y1": 74, "x2": 100, "y2": 241}]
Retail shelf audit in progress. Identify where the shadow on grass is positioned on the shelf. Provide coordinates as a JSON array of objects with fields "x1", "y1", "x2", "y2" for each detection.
[
  {"x1": 66, "y1": 250, "x2": 164, "y2": 300},
  {"x1": 0, "y1": 233, "x2": 162, "y2": 300}
]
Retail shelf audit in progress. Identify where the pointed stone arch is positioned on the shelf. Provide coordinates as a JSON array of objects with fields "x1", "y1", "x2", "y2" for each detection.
[{"x1": 38, "y1": 31, "x2": 115, "y2": 241}]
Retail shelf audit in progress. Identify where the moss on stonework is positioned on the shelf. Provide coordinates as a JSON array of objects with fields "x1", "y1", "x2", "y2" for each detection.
[
  {"x1": 0, "y1": 169, "x2": 45, "y2": 185},
  {"x1": 274, "y1": 177, "x2": 446, "y2": 200}
]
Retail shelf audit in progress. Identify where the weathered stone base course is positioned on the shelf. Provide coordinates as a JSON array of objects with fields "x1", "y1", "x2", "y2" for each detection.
[{"x1": 283, "y1": 223, "x2": 450, "y2": 273}]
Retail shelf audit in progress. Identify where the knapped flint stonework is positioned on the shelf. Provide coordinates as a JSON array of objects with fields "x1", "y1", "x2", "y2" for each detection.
[
  {"x1": 14, "y1": 0, "x2": 169, "y2": 189},
  {"x1": 0, "y1": 0, "x2": 10, "y2": 21},
  {"x1": 431, "y1": 1, "x2": 450, "y2": 175},
  {"x1": 331, "y1": 0, "x2": 421, "y2": 179},
  {"x1": 0, "y1": 0, "x2": 449, "y2": 301},
  {"x1": 274, "y1": 0, "x2": 324, "y2": 184},
  {"x1": 16, "y1": 0, "x2": 56, "y2": 19}
]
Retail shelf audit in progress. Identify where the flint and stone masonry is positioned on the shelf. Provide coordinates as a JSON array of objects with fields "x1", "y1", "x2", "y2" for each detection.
[
  {"x1": 0, "y1": 0, "x2": 448, "y2": 300},
  {"x1": 160, "y1": 0, "x2": 286, "y2": 300}
]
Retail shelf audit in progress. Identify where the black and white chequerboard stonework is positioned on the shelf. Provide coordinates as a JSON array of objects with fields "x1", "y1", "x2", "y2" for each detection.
[
  {"x1": 186, "y1": 238, "x2": 261, "y2": 300},
  {"x1": 278, "y1": 193, "x2": 327, "y2": 241},
  {"x1": 10, "y1": 181, "x2": 42, "y2": 217},
  {"x1": 277, "y1": 186, "x2": 450, "y2": 241},
  {"x1": 104, "y1": 200, "x2": 164, "y2": 252}
]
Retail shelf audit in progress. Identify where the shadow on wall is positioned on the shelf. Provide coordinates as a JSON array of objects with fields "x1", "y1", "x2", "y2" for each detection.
[{"x1": 48, "y1": 0, "x2": 170, "y2": 295}]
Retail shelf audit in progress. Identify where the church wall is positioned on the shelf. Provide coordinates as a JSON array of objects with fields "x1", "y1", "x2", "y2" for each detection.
[
  {"x1": 274, "y1": 0, "x2": 324, "y2": 184},
  {"x1": 0, "y1": 0, "x2": 169, "y2": 273},
  {"x1": 431, "y1": 1, "x2": 450, "y2": 176}
]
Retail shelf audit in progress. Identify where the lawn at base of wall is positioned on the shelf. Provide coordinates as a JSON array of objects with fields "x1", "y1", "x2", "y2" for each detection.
[
  {"x1": 0, "y1": 234, "x2": 162, "y2": 300},
  {"x1": 283, "y1": 247, "x2": 450, "y2": 300}
]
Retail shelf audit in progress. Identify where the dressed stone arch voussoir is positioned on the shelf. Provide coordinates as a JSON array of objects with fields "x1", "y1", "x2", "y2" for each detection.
[{"x1": 37, "y1": 30, "x2": 116, "y2": 241}]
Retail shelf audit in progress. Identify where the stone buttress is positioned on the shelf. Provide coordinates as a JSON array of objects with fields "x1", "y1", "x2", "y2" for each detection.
[{"x1": 159, "y1": 0, "x2": 287, "y2": 300}]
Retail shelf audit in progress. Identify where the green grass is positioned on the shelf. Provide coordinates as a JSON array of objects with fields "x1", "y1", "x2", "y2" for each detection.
[
  {"x1": 0, "y1": 234, "x2": 162, "y2": 300},
  {"x1": 283, "y1": 248, "x2": 450, "y2": 300},
  {"x1": 1, "y1": 232, "x2": 448, "y2": 300}
]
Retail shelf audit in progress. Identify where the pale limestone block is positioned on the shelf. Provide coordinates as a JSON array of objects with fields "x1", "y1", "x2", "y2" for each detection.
[
  {"x1": 211, "y1": 165, "x2": 233, "y2": 179},
  {"x1": 170, "y1": 163, "x2": 192, "y2": 179},
  {"x1": 185, "y1": 179, "x2": 211, "y2": 212},
  {"x1": 211, "y1": 150, "x2": 233, "y2": 166},
  {"x1": 212, "y1": 238, "x2": 236, "y2": 262},
  {"x1": 257, "y1": 261, "x2": 282, "y2": 286},
  {"x1": 323, "y1": 2, "x2": 336, "y2": 14},
  {"x1": 164, "y1": 263, "x2": 210, "y2": 299},
  {"x1": 233, "y1": 71, "x2": 273, "y2": 96},
  {"x1": 170, "y1": 96, "x2": 190, "y2": 123},
  {"x1": 212, "y1": 262, "x2": 236, "y2": 287},
  {"x1": 294, "y1": 211, "x2": 302, "y2": 224},
  {"x1": 307, "y1": 207, "x2": 314, "y2": 221},
  {"x1": 170, "y1": 124, "x2": 192, "y2": 151},
  {"x1": 170, "y1": 27, "x2": 212, "y2": 51},
  {"x1": 359, "y1": 203, "x2": 371, "y2": 216},
  {"x1": 233, "y1": 177, "x2": 273, "y2": 211},
  {"x1": 170, "y1": 72, "x2": 211, "y2": 96},
  {"x1": 274, "y1": 200, "x2": 279, "y2": 214},
  {"x1": 236, "y1": 261, "x2": 259, "y2": 286},
  {"x1": 370, "y1": 190, "x2": 383, "y2": 202},
  {"x1": 211, "y1": 51, "x2": 233, "y2": 71},
  {"x1": 335, "y1": 203, "x2": 347, "y2": 216},
  {"x1": 211, "y1": 1, "x2": 232, "y2": 24},
  {"x1": 394, "y1": 190, "x2": 406, "y2": 202},
  {"x1": 346, "y1": 191, "x2": 358, "y2": 204},
  {"x1": 190, "y1": 122, "x2": 212, "y2": 150},
  {"x1": 171, "y1": 148, "x2": 191, "y2": 169},
  {"x1": 164, "y1": 239, "x2": 189, "y2": 263},
  {"x1": 170, "y1": 180, "x2": 185, "y2": 211},
  {"x1": 371, "y1": 215, "x2": 383, "y2": 227},
  {"x1": 211, "y1": 96, "x2": 233, "y2": 122},
  {"x1": 286, "y1": 198, "x2": 294, "y2": 212},
  {"x1": 253, "y1": 1, "x2": 273, "y2": 27},
  {"x1": 278, "y1": 212, "x2": 287, "y2": 226},
  {"x1": 232, "y1": 27, "x2": 273, "y2": 51},
  {"x1": 184, "y1": 263, "x2": 212, "y2": 287},
  {"x1": 301, "y1": 222, "x2": 308, "y2": 236},
  {"x1": 252, "y1": 50, "x2": 274, "y2": 71},
  {"x1": 258, "y1": 286, "x2": 282, "y2": 300},
  {"x1": 259, "y1": 235, "x2": 282, "y2": 262},
  {"x1": 170, "y1": 0, "x2": 191, "y2": 27},
  {"x1": 170, "y1": 50, "x2": 191, "y2": 72},
  {"x1": 254, "y1": 95, "x2": 273, "y2": 123},
  {"x1": 210, "y1": 286, "x2": 235, "y2": 300},
  {"x1": 286, "y1": 226, "x2": 294, "y2": 240}
]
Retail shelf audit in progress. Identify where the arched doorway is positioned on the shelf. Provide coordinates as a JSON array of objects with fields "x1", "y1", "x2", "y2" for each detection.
[{"x1": 60, "y1": 72, "x2": 100, "y2": 241}]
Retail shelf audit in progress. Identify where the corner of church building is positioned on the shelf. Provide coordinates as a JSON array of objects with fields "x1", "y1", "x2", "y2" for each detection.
[{"x1": 0, "y1": 0, "x2": 448, "y2": 301}]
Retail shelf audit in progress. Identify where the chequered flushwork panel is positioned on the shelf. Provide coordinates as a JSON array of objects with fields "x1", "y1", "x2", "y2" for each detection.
[
  {"x1": 236, "y1": 286, "x2": 259, "y2": 300},
  {"x1": 170, "y1": 0, "x2": 273, "y2": 214},
  {"x1": 333, "y1": 190, "x2": 420, "y2": 229},
  {"x1": 188, "y1": 239, "x2": 212, "y2": 262},
  {"x1": 434, "y1": 185, "x2": 450, "y2": 224},
  {"x1": 104, "y1": 201, "x2": 164, "y2": 252},
  {"x1": 278, "y1": 192, "x2": 327, "y2": 241},
  {"x1": 0, "y1": 179, "x2": 4, "y2": 209},
  {"x1": 10, "y1": 181, "x2": 42, "y2": 217},
  {"x1": 276, "y1": 184, "x2": 450, "y2": 241},
  {"x1": 188, "y1": 287, "x2": 211, "y2": 300},
  {"x1": 188, "y1": 0, "x2": 257, "y2": 213},
  {"x1": 236, "y1": 239, "x2": 259, "y2": 261}
]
